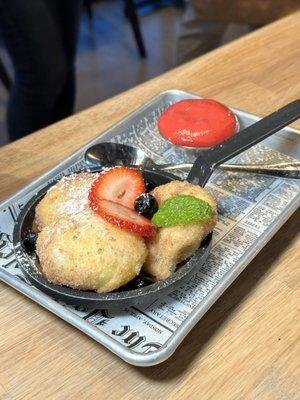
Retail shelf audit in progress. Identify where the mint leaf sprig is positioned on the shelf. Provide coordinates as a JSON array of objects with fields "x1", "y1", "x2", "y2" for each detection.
[{"x1": 152, "y1": 195, "x2": 213, "y2": 228}]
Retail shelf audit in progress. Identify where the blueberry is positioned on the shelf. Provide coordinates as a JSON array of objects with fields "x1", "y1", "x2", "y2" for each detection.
[
  {"x1": 145, "y1": 179, "x2": 156, "y2": 193},
  {"x1": 120, "y1": 274, "x2": 154, "y2": 291},
  {"x1": 130, "y1": 275, "x2": 153, "y2": 289},
  {"x1": 134, "y1": 193, "x2": 158, "y2": 219},
  {"x1": 22, "y1": 229, "x2": 37, "y2": 254}
]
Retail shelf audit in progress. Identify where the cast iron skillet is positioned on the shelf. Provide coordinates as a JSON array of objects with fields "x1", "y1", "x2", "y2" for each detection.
[
  {"x1": 13, "y1": 169, "x2": 212, "y2": 308},
  {"x1": 13, "y1": 100, "x2": 300, "y2": 308}
]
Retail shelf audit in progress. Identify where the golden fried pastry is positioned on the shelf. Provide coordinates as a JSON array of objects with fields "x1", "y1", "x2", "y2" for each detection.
[
  {"x1": 35, "y1": 173, "x2": 98, "y2": 230},
  {"x1": 144, "y1": 180, "x2": 217, "y2": 281},
  {"x1": 36, "y1": 210, "x2": 147, "y2": 293}
]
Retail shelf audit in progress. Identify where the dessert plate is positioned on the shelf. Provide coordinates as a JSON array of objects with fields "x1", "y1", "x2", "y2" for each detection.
[{"x1": 12, "y1": 100, "x2": 300, "y2": 308}]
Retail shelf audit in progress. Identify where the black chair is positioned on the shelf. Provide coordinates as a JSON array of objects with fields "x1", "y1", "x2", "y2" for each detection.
[{"x1": 84, "y1": 0, "x2": 147, "y2": 58}]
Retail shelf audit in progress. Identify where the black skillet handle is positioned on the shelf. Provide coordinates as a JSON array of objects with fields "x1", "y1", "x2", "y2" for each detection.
[{"x1": 188, "y1": 99, "x2": 300, "y2": 186}]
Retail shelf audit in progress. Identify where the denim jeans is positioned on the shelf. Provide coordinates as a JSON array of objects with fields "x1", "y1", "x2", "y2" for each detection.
[{"x1": 0, "y1": 0, "x2": 81, "y2": 141}]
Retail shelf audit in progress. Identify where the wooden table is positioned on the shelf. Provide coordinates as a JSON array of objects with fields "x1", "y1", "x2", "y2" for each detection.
[{"x1": 1, "y1": 11, "x2": 299, "y2": 400}]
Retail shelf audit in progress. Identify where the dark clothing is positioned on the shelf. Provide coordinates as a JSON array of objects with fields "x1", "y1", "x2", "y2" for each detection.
[{"x1": 0, "y1": 0, "x2": 81, "y2": 141}]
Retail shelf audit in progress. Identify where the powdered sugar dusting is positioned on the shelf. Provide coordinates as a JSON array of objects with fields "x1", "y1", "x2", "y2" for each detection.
[{"x1": 51, "y1": 172, "x2": 99, "y2": 216}]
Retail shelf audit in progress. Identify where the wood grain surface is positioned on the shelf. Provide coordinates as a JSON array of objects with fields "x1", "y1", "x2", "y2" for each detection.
[{"x1": 0, "y1": 11, "x2": 299, "y2": 400}]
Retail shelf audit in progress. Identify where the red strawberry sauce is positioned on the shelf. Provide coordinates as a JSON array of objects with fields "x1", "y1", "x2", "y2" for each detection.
[{"x1": 157, "y1": 99, "x2": 238, "y2": 148}]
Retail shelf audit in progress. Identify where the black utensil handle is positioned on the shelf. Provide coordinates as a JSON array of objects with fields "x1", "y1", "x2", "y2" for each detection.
[{"x1": 188, "y1": 99, "x2": 300, "y2": 186}]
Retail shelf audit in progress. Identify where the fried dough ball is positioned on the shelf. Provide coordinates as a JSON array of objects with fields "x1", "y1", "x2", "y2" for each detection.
[
  {"x1": 35, "y1": 173, "x2": 98, "y2": 230},
  {"x1": 35, "y1": 172, "x2": 147, "y2": 292},
  {"x1": 144, "y1": 180, "x2": 217, "y2": 281},
  {"x1": 36, "y1": 211, "x2": 147, "y2": 293}
]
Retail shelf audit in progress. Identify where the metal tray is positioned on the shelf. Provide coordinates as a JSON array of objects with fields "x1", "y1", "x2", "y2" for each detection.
[{"x1": 1, "y1": 90, "x2": 299, "y2": 366}]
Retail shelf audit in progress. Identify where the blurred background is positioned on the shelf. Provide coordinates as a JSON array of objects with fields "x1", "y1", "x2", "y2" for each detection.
[{"x1": 0, "y1": 0, "x2": 298, "y2": 146}]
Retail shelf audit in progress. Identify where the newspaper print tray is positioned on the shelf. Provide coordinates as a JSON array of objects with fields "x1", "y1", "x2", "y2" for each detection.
[{"x1": 1, "y1": 90, "x2": 299, "y2": 366}]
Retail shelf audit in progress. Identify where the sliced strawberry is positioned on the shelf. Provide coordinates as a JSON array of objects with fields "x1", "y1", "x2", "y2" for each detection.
[
  {"x1": 89, "y1": 166, "x2": 145, "y2": 210},
  {"x1": 91, "y1": 198, "x2": 156, "y2": 237}
]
